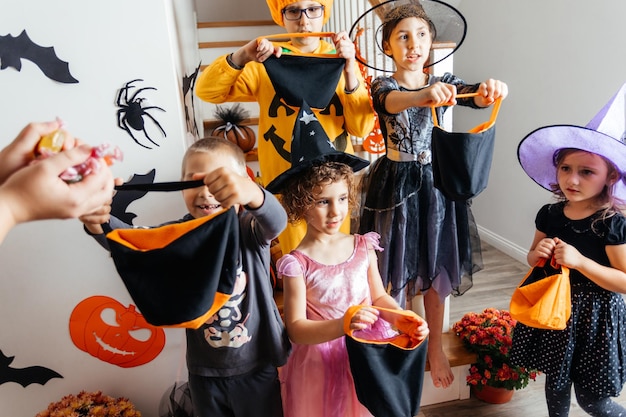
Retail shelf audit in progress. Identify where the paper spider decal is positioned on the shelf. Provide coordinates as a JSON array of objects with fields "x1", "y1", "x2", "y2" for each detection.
[{"x1": 116, "y1": 79, "x2": 166, "y2": 149}]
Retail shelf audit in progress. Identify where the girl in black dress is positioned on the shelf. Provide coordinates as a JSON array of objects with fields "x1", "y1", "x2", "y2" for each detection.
[{"x1": 512, "y1": 85, "x2": 626, "y2": 416}]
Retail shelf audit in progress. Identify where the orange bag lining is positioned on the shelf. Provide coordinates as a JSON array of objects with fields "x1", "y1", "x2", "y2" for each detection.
[
  {"x1": 510, "y1": 257, "x2": 571, "y2": 330},
  {"x1": 106, "y1": 208, "x2": 229, "y2": 251},
  {"x1": 174, "y1": 292, "x2": 231, "y2": 329},
  {"x1": 431, "y1": 92, "x2": 502, "y2": 134},
  {"x1": 343, "y1": 305, "x2": 426, "y2": 350},
  {"x1": 257, "y1": 32, "x2": 340, "y2": 58}
]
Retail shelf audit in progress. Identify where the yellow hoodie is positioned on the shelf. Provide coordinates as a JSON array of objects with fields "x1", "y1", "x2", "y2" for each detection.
[{"x1": 197, "y1": 40, "x2": 375, "y2": 253}]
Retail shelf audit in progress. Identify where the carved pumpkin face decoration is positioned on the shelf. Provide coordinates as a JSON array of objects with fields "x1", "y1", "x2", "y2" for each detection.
[
  {"x1": 69, "y1": 296, "x2": 166, "y2": 368},
  {"x1": 362, "y1": 121, "x2": 386, "y2": 154}
]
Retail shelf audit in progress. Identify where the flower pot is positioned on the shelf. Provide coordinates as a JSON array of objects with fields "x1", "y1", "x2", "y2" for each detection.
[{"x1": 472, "y1": 384, "x2": 514, "y2": 404}]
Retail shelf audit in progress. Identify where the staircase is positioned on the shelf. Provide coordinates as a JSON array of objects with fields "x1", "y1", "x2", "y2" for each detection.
[{"x1": 196, "y1": 20, "x2": 283, "y2": 173}]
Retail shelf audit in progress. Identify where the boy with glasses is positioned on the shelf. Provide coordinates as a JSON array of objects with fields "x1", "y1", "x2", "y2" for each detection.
[{"x1": 196, "y1": 0, "x2": 375, "y2": 256}]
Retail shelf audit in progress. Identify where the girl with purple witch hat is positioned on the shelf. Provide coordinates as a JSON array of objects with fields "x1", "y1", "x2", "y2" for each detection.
[{"x1": 511, "y1": 84, "x2": 626, "y2": 416}]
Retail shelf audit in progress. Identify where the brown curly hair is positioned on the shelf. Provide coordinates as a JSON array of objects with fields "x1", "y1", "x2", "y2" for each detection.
[
  {"x1": 382, "y1": 3, "x2": 436, "y2": 50},
  {"x1": 280, "y1": 162, "x2": 356, "y2": 224}
]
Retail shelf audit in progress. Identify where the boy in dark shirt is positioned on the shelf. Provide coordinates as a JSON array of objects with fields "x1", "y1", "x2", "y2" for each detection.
[{"x1": 81, "y1": 137, "x2": 290, "y2": 417}]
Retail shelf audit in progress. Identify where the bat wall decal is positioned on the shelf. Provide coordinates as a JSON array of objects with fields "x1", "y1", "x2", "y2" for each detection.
[
  {"x1": 111, "y1": 169, "x2": 156, "y2": 225},
  {"x1": 0, "y1": 30, "x2": 78, "y2": 83},
  {"x1": 0, "y1": 349, "x2": 63, "y2": 387}
]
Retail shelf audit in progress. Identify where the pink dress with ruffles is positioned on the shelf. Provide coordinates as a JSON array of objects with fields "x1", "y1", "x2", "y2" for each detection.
[{"x1": 276, "y1": 233, "x2": 382, "y2": 417}]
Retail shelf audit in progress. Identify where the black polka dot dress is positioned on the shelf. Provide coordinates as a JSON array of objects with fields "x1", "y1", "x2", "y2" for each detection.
[{"x1": 510, "y1": 203, "x2": 626, "y2": 397}]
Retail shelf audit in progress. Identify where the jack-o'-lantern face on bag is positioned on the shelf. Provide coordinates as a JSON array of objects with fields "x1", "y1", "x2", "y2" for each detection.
[{"x1": 69, "y1": 295, "x2": 166, "y2": 368}]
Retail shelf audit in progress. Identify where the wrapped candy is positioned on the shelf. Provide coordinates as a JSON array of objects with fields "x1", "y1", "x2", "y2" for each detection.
[{"x1": 34, "y1": 119, "x2": 123, "y2": 183}]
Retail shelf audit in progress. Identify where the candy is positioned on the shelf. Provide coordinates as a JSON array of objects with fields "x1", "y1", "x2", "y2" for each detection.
[
  {"x1": 34, "y1": 117, "x2": 66, "y2": 157},
  {"x1": 59, "y1": 143, "x2": 123, "y2": 183},
  {"x1": 34, "y1": 124, "x2": 123, "y2": 183}
]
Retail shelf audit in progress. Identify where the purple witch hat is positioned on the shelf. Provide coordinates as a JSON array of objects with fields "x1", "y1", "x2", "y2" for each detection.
[{"x1": 518, "y1": 83, "x2": 626, "y2": 199}]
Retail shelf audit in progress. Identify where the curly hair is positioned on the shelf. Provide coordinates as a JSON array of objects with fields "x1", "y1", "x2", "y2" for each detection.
[
  {"x1": 381, "y1": 3, "x2": 436, "y2": 47},
  {"x1": 280, "y1": 162, "x2": 356, "y2": 224}
]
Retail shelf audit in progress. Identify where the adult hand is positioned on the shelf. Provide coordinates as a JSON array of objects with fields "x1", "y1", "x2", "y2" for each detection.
[
  {"x1": 0, "y1": 144, "x2": 114, "y2": 242},
  {"x1": 0, "y1": 119, "x2": 76, "y2": 186}
]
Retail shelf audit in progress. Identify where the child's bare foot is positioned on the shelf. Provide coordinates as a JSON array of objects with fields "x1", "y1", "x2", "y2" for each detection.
[{"x1": 428, "y1": 348, "x2": 454, "y2": 388}]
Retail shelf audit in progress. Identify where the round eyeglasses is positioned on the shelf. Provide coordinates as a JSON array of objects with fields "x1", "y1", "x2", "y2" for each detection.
[{"x1": 282, "y1": 5, "x2": 324, "y2": 21}]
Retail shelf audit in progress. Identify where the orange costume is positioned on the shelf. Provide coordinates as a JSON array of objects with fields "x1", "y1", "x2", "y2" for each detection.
[{"x1": 196, "y1": 27, "x2": 374, "y2": 253}]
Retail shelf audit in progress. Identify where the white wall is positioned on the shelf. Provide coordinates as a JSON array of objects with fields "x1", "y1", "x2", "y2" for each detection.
[
  {"x1": 195, "y1": 0, "x2": 271, "y2": 22},
  {"x1": 454, "y1": 0, "x2": 626, "y2": 262},
  {"x1": 1, "y1": 0, "x2": 625, "y2": 414},
  {"x1": 0, "y1": 0, "x2": 200, "y2": 416}
]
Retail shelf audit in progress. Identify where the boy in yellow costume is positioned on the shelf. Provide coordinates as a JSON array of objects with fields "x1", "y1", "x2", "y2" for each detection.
[{"x1": 196, "y1": 0, "x2": 375, "y2": 254}]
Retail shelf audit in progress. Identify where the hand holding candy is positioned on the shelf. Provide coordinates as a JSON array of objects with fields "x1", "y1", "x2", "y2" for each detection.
[
  {"x1": 0, "y1": 119, "x2": 120, "y2": 243},
  {"x1": 33, "y1": 119, "x2": 123, "y2": 183},
  {"x1": 56, "y1": 143, "x2": 123, "y2": 183}
]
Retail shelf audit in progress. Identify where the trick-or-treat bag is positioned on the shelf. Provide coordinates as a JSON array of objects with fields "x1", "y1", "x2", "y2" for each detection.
[
  {"x1": 431, "y1": 92, "x2": 502, "y2": 201},
  {"x1": 510, "y1": 256, "x2": 571, "y2": 330},
  {"x1": 260, "y1": 32, "x2": 345, "y2": 109},
  {"x1": 344, "y1": 305, "x2": 428, "y2": 417},
  {"x1": 105, "y1": 207, "x2": 240, "y2": 329}
]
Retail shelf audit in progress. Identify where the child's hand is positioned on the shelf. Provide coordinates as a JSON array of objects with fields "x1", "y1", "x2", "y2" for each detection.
[
  {"x1": 533, "y1": 237, "x2": 557, "y2": 260},
  {"x1": 409, "y1": 314, "x2": 430, "y2": 342},
  {"x1": 200, "y1": 167, "x2": 263, "y2": 210},
  {"x1": 474, "y1": 79, "x2": 508, "y2": 107},
  {"x1": 553, "y1": 237, "x2": 584, "y2": 269},
  {"x1": 333, "y1": 31, "x2": 356, "y2": 63},
  {"x1": 230, "y1": 38, "x2": 281, "y2": 68},
  {"x1": 78, "y1": 177, "x2": 123, "y2": 234},
  {"x1": 346, "y1": 306, "x2": 379, "y2": 331},
  {"x1": 416, "y1": 82, "x2": 457, "y2": 107},
  {"x1": 255, "y1": 38, "x2": 282, "y2": 62}
]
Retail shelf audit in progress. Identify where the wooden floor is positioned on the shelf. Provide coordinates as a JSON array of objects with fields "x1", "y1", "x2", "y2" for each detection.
[{"x1": 417, "y1": 242, "x2": 626, "y2": 417}]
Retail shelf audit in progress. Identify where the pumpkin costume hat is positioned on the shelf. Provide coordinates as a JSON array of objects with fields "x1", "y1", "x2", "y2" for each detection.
[
  {"x1": 265, "y1": 100, "x2": 369, "y2": 193},
  {"x1": 518, "y1": 83, "x2": 626, "y2": 200},
  {"x1": 266, "y1": 0, "x2": 333, "y2": 27}
]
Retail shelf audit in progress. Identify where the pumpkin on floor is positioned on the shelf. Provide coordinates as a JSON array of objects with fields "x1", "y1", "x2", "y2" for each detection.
[{"x1": 211, "y1": 104, "x2": 256, "y2": 153}]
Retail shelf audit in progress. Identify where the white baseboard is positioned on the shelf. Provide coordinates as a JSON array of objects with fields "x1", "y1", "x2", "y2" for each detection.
[{"x1": 476, "y1": 225, "x2": 527, "y2": 265}]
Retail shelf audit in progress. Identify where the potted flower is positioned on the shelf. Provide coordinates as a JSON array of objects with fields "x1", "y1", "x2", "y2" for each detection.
[
  {"x1": 35, "y1": 390, "x2": 142, "y2": 417},
  {"x1": 452, "y1": 308, "x2": 539, "y2": 403}
]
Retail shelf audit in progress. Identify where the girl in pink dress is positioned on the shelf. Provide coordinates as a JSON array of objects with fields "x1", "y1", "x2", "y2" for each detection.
[{"x1": 275, "y1": 161, "x2": 429, "y2": 417}]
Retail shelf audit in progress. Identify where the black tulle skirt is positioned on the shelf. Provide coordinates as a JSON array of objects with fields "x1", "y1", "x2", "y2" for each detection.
[{"x1": 357, "y1": 157, "x2": 482, "y2": 303}]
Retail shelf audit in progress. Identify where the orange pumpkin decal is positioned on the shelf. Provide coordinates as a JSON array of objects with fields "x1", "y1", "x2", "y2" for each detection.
[
  {"x1": 69, "y1": 296, "x2": 166, "y2": 368},
  {"x1": 362, "y1": 114, "x2": 386, "y2": 155}
]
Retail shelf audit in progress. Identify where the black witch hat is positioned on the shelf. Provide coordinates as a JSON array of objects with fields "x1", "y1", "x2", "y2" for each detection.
[{"x1": 265, "y1": 100, "x2": 369, "y2": 193}]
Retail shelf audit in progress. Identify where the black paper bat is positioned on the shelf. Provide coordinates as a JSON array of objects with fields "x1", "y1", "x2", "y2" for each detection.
[
  {"x1": 0, "y1": 349, "x2": 63, "y2": 387},
  {"x1": 111, "y1": 169, "x2": 157, "y2": 225},
  {"x1": 0, "y1": 30, "x2": 78, "y2": 83}
]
